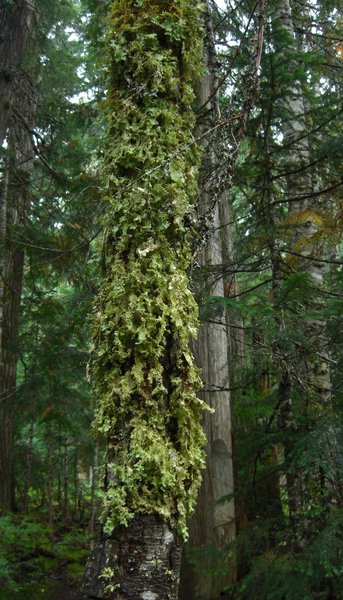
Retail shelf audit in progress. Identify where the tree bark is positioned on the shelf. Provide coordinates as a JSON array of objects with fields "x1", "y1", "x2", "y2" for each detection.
[
  {"x1": 82, "y1": 515, "x2": 182, "y2": 600},
  {"x1": 179, "y1": 9, "x2": 236, "y2": 599},
  {"x1": 270, "y1": 0, "x2": 338, "y2": 530},
  {"x1": 273, "y1": 0, "x2": 331, "y2": 406},
  {"x1": 47, "y1": 424, "x2": 54, "y2": 526},
  {"x1": 23, "y1": 417, "x2": 34, "y2": 513},
  {"x1": 0, "y1": 158, "x2": 11, "y2": 512},
  {"x1": 63, "y1": 436, "x2": 69, "y2": 520},
  {"x1": 0, "y1": 0, "x2": 35, "y2": 146},
  {"x1": 0, "y1": 112, "x2": 33, "y2": 511}
]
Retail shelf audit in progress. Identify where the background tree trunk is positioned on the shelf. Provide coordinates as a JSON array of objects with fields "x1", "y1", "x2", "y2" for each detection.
[
  {"x1": 0, "y1": 82, "x2": 35, "y2": 511},
  {"x1": 22, "y1": 417, "x2": 34, "y2": 513},
  {"x1": 0, "y1": 0, "x2": 35, "y2": 146},
  {"x1": 180, "y1": 10, "x2": 236, "y2": 599},
  {"x1": 270, "y1": 0, "x2": 337, "y2": 533}
]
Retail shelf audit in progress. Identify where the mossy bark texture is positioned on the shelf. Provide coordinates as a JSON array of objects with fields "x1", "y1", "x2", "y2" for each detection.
[{"x1": 88, "y1": 2, "x2": 206, "y2": 598}]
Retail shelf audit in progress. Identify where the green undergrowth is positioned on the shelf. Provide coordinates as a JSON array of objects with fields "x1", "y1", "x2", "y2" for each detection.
[
  {"x1": 223, "y1": 510, "x2": 343, "y2": 599},
  {"x1": 0, "y1": 514, "x2": 90, "y2": 600},
  {"x1": 184, "y1": 506, "x2": 343, "y2": 599}
]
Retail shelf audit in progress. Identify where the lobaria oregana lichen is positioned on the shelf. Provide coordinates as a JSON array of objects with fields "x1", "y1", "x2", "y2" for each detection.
[{"x1": 91, "y1": 0, "x2": 206, "y2": 540}]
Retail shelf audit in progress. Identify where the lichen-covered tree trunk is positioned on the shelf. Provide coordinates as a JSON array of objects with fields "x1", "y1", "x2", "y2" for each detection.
[
  {"x1": 179, "y1": 10, "x2": 236, "y2": 599},
  {"x1": 83, "y1": 2, "x2": 206, "y2": 599}
]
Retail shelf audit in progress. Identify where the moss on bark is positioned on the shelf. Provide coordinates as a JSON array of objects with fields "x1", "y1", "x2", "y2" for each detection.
[{"x1": 91, "y1": 0, "x2": 206, "y2": 540}]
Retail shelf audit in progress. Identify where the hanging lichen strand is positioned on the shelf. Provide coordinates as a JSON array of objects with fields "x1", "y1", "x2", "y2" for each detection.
[{"x1": 91, "y1": 0, "x2": 205, "y2": 540}]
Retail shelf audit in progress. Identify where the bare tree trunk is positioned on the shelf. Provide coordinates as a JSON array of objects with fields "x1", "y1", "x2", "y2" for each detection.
[
  {"x1": 180, "y1": 237, "x2": 236, "y2": 599},
  {"x1": 23, "y1": 417, "x2": 34, "y2": 513},
  {"x1": 270, "y1": 0, "x2": 338, "y2": 531},
  {"x1": 0, "y1": 0, "x2": 35, "y2": 146},
  {"x1": 220, "y1": 199, "x2": 246, "y2": 380},
  {"x1": 0, "y1": 97, "x2": 34, "y2": 511},
  {"x1": 180, "y1": 10, "x2": 236, "y2": 599},
  {"x1": 63, "y1": 436, "x2": 69, "y2": 521},
  {"x1": 83, "y1": 515, "x2": 182, "y2": 600},
  {"x1": 73, "y1": 448, "x2": 78, "y2": 518},
  {"x1": 0, "y1": 159, "x2": 11, "y2": 512},
  {"x1": 273, "y1": 0, "x2": 331, "y2": 406},
  {"x1": 47, "y1": 425, "x2": 54, "y2": 527},
  {"x1": 57, "y1": 433, "x2": 62, "y2": 514}
]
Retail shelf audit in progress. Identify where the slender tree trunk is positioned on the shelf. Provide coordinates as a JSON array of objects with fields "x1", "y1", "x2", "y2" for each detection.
[
  {"x1": 47, "y1": 425, "x2": 53, "y2": 527},
  {"x1": 57, "y1": 433, "x2": 62, "y2": 514},
  {"x1": 73, "y1": 448, "x2": 78, "y2": 518},
  {"x1": 220, "y1": 199, "x2": 246, "y2": 380},
  {"x1": 270, "y1": 0, "x2": 338, "y2": 533},
  {"x1": 0, "y1": 159, "x2": 11, "y2": 512},
  {"x1": 273, "y1": 0, "x2": 331, "y2": 406},
  {"x1": 23, "y1": 417, "x2": 34, "y2": 513},
  {"x1": 63, "y1": 436, "x2": 69, "y2": 521}
]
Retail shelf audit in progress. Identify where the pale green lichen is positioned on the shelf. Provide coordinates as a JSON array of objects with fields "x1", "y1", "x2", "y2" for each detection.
[{"x1": 91, "y1": 0, "x2": 206, "y2": 540}]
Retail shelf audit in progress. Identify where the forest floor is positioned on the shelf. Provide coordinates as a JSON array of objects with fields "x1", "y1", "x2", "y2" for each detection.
[
  {"x1": 49, "y1": 577, "x2": 81, "y2": 600},
  {"x1": 40, "y1": 560, "x2": 85, "y2": 600}
]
